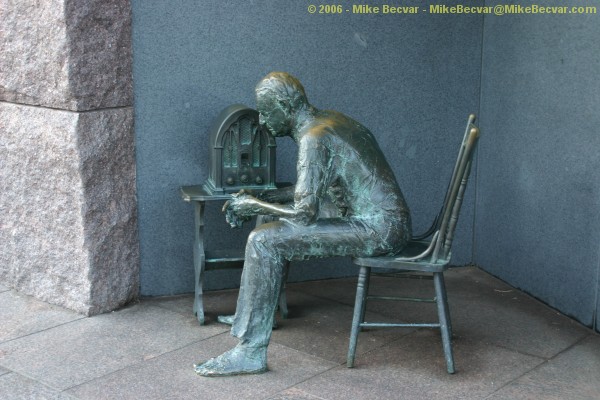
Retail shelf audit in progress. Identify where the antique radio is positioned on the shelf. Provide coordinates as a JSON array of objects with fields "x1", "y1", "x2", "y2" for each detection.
[{"x1": 203, "y1": 104, "x2": 277, "y2": 195}]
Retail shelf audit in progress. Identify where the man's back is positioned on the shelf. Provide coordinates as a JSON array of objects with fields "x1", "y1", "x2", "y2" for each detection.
[{"x1": 297, "y1": 109, "x2": 410, "y2": 222}]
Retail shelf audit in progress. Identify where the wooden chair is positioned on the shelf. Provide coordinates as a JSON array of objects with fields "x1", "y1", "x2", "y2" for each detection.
[{"x1": 347, "y1": 115, "x2": 480, "y2": 374}]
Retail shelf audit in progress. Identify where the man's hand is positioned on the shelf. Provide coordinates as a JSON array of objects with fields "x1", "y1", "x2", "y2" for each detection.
[
  {"x1": 222, "y1": 190, "x2": 256, "y2": 228},
  {"x1": 222, "y1": 188, "x2": 297, "y2": 227}
]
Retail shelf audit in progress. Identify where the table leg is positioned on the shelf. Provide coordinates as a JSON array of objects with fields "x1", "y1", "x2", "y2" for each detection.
[{"x1": 193, "y1": 201, "x2": 206, "y2": 325}]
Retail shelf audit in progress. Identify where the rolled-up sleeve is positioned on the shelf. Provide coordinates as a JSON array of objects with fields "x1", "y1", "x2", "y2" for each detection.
[{"x1": 293, "y1": 135, "x2": 330, "y2": 225}]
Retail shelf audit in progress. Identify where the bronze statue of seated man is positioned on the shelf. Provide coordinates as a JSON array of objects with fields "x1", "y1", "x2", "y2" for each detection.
[{"x1": 194, "y1": 71, "x2": 412, "y2": 377}]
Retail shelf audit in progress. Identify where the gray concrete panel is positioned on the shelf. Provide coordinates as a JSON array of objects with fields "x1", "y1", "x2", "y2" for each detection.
[
  {"x1": 131, "y1": 0, "x2": 483, "y2": 295},
  {"x1": 475, "y1": 3, "x2": 600, "y2": 328},
  {"x1": 597, "y1": 267, "x2": 600, "y2": 332}
]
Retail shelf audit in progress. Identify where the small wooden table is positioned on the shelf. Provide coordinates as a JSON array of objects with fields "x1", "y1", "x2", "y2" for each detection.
[{"x1": 181, "y1": 184, "x2": 289, "y2": 325}]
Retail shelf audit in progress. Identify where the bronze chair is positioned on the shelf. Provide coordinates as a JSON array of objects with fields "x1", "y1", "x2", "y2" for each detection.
[{"x1": 347, "y1": 115, "x2": 480, "y2": 374}]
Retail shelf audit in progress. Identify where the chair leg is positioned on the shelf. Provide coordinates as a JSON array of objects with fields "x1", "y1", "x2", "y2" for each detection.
[
  {"x1": 359, "y1": 268, "x2": 371, "y2": 324},
  {"x1": 347, "y1": 266, "x2": 370, "y2": 368},
  {"x1": 433, "y1": 272, "x2": 455, "y2": 374}
]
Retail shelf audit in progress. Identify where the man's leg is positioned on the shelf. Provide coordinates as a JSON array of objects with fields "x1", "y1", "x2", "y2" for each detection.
[
  {"x1": 194, "y1": 222, "x2": 286, "y2": 376},
  {"x1": 216, "y1": 214, "x2": 282, "y2": 328},
  {"x1": 195, "y1": 218, "x2": 384, "y2": 377}
]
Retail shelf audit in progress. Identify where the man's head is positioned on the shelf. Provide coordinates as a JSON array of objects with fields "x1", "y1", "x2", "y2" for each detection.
[{"x1": 255, "y1": 72, "x2": 309, "y2": 137}]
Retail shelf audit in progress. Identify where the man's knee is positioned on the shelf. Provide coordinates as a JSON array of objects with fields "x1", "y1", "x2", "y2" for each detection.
[
  {"x1": 248, "y1": 226, "x2": 270, "y2": 246},
  {"x1": 247, "y1": 223, "x2": 280, "y2": 254}
]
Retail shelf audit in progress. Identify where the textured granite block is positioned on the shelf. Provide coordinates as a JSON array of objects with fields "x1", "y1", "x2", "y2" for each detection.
[
  {"x1": 63, "y1": 0, "x2": 133, "y2": 110},
  {"x1": 0, "y1": 0, "x2": 70, "y2": 108},
  {"x1": 1, "y1": 103, "x2": 91, "y2": 311},
  {"x1": 0, "y1": 103, "x2": 138, "y2": 315},
  {"x1": 77, "y1": 108, "x2": 139, "y2": 314},
  {"x1": 0, "y1": 0, "x2": 132, "y2": 111}
]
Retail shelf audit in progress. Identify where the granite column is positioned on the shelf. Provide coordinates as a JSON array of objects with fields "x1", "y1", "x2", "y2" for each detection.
[{"x1": 0, "y1": 0, "x2": 139, "y2": 315}]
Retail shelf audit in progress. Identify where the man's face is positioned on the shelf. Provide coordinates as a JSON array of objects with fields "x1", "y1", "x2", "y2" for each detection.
[{"x1": 256, "y1": 94, "x2": 290, "y2": 137}]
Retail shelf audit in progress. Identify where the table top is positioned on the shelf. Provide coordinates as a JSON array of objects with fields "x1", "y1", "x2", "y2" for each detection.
[
  {"x1": 180, "y1": 185, "x2": 232, "y2": 201},
  {"x1": 180, "y1": 182, "x2": 292, "y2": 202}
]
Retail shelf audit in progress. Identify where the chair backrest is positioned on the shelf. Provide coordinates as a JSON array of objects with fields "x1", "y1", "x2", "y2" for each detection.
[{"x1": 430, "y1": 115, "x2": 480, "y2": 262}]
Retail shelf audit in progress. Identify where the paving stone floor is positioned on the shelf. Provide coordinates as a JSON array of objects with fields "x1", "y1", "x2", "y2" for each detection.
[{"x1": 0, "y1": 266, "x2": 598, "y2": 399}]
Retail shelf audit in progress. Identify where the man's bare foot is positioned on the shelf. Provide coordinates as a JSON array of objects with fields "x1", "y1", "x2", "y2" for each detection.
[{"x1": 194, "y1": 343, "x2": 268, "y2": 377}]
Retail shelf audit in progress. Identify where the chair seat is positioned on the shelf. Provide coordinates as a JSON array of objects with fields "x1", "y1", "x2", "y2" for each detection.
[{"x1": 353, "y1": 240, "x2": 450, "y2": 273}]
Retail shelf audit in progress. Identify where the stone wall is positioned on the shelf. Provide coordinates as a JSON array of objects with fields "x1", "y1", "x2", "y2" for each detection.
[
  {"x1": 475, "y1": 1, "x2": 600, "y2": 331},
  {"x1": 131, "y1": 1, "x2": 482, "y2": 295},
  {"x1": 0, "y1": 0, "x2": 139, "y2": 315}
]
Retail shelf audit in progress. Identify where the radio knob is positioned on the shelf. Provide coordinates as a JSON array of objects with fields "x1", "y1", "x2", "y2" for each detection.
[
  {"x1": 240, "y1": 174, "x2": 249, "y2": 183},
  {"x1": 255, "y1": 176, "x2": 263, "y2": 184},
  {"x1": 226, "y1": 176, "x2": 235, "y2": 185}
]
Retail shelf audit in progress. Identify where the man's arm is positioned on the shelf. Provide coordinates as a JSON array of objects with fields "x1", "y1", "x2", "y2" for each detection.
[
  {"x1": 256, "y1": 185, "x2": 295, "y2": 203},
  {"x1": 223, "y1": 193, "x2": 296, "y2": 219},
  {"x1": 223, "y1": 134, "x2": 329, "y2": 225},
  {"x1": 222, "y1": 186, "x2": 296, "y2": 227}
]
